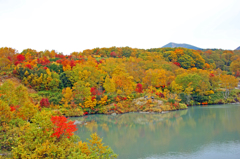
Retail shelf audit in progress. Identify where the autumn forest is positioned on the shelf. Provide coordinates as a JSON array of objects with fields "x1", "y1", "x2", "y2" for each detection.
[{"x1": 0, "y1": 46, "x2": 240, "y2": 158}]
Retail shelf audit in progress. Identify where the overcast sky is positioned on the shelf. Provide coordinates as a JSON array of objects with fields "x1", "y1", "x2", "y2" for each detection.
[{"x1": 0, "y1": 0, "x2": 240, "y2": 54}]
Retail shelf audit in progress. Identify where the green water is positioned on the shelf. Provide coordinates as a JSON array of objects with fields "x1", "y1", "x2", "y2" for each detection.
[{"x1": 71, "y1": 104, "x2": 240, "y2": 159}]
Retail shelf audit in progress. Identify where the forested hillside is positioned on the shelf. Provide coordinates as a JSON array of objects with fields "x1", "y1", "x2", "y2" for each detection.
[{"x1": 1, "y1": 46, "x2": 240, "y2": 115}]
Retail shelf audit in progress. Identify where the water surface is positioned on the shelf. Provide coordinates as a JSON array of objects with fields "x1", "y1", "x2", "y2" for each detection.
[{"x1": 71, "y1": 104, "x2": 240, "y2": 159}]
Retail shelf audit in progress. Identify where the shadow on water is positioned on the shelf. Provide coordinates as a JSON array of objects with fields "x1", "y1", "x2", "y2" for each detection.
[{"x1": 70, "y1": 104, "x2": 240, "y2": 159}]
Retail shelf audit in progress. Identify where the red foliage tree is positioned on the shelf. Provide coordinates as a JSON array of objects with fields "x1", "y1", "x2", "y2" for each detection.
[
  {"x1": 7, "y1": 56, "x2": 12, "y2": 61},
  {"x1": 9, "y1": 105, "x2": 20, "y2": 112},
  {"x1": 56, "y1": 59, "x2": 62, "y2": 64},
  {"x1": 91, "y1": 96, "x2": 96, "y2": 101},
  {"x1": 209, "y1": 73, "x2": 215, "y2": 77},
  {"x1": 10, "y1": 106, "x2": 16, "y2": 112},
  {"x1": 70, "y1": 60, "x2": 76, "y2": 68},
  {"x1": 37, "y1": 57, "x2": 50, "y2": 65},
  {"x1": 17, "y1": 54, "x2": 25, "y2": 61},
  {"x1": 90, "y1": 87, "x2": 103, "y2": 96},
  {"x1": 110, "y1": 51, "x2": 117, "y2": 57},
  {"x1": 173, "y1": 62, "x2": 181, "y2": 67},
  {"x1": 14, "y1": 61, "x2": 20, "y2": 66},
  {"x1": 135, "y1": 83, "x2": 143, "y2": 93},
  {"x1": 51, "y1": 116, "x2": 77, "y2": 138},
  {"x1": 40, "y1": 98, "x2": 50, "y2": 108},
  {"x1": 91, "y1": 87, "x2": 97, "y2": 95},
  {"x1": 55, "y1": 54, "x2": 65, "y2": 59},
  {"x1": 25, "y1": 64, "x2": 32, "y2": 69}
]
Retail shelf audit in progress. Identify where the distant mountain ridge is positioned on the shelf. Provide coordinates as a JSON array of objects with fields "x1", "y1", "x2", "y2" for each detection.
[
  {"x1": 162, "y1": 42, "x2": 202, "y2": 50},
  {"x1": 235, "y1": 46, "x2": 240, "y2": 50}
]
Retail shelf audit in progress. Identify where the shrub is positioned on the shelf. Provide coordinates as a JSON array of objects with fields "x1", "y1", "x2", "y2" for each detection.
[
  {"x1": 49, "y1": 97, "x2": 61, "y2": 105},
  {"x1": 192, "y1": 94, "x2": 209, "y2": 103},
  {"x1": 179, "y1": 103, "x2": 188, "y2": 109},
  {"x1": 173, "y1": 62, "x2": 181, "y2": 67},
  {"x1": 51, "y1": 115, "x2": 77, "y2": 138},
  {"x1": 168, "y1": 98, "x2": 175, "y2": 104},
  {"x1": 135, "y1": 83, "x2": 143, "y2": 93},
  {"x1": 40, "y1": 98, "x2": 50, "y2": 108}
]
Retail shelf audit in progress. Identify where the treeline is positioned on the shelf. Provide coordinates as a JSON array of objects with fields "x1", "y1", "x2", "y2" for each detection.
[{"x1": 0, "y1": 46, "x2": 239, "y2": 111}]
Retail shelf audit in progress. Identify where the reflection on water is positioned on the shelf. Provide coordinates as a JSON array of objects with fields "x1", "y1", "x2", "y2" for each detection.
[
  {"x1": 145, "y1": 142, "x2": 240, "y2": 159},
  {"x1": 70, "y1": 104, "x2": 240, "y2": 159}
]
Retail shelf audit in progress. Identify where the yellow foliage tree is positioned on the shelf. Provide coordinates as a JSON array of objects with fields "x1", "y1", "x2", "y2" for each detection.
[
  {"x1": 220, "y1": 74, "x2": 238, "y2": 99},
  {"x1": 84, "y1": 96, "x2": 97, "y2": 109},
  {"x1": 103, "y1": 75, "x2": 116, "y2": 95},
  {"x1": 61, "y1": 87, "x2": 73, "y2": 107}
]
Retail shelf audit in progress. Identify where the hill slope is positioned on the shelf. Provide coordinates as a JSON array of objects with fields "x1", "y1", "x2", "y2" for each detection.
[
  {"x1": 0, "y1": 75, "x2": 36, "y2": 94},
  {"x1": 235, "y1": 46, "x2": 240, "y2": 50},
  {"x1": 162, "y1": 42, "x2": 202, "y2": 50}
]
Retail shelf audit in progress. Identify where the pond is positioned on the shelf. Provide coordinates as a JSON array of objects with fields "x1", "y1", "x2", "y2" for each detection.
[{"x1": 70, "y1": 104, "x2": 240, "y2": 159}]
